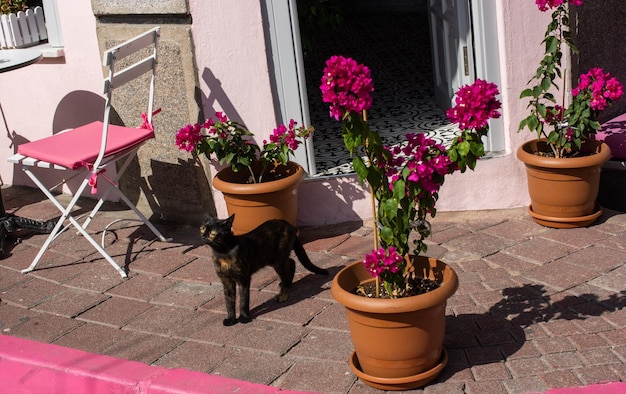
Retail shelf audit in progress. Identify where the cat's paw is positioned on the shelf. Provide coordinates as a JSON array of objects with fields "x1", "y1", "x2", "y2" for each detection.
[
  {"x1": 223, "y1": 317, "x2": 238, "y2": 326},
  {"x1": 238, "y1": 315, "x2": 253, "y2": 324},
  {"x1": 276, "y1": 292, "x2": 289, "y2": 303}
]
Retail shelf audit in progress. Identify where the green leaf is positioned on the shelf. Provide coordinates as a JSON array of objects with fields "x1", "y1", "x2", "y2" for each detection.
[
  {"x1": 520, "y1": 88, "x2": 533, "y2": 99},
  {"x1": 380, "y1": 226, "x2": 393, "y2": 244},
  {"x1": 383, "y1": 198, "x2": 398, "y2": 220},
  {"x1": 352, "y1": 156, "x2": 368, "y2": 184}
]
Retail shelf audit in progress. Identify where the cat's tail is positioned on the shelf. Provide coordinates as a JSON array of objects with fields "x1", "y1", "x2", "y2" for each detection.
[{"x1": 294, "y1": 237, "x2": 329, "y2": 275}]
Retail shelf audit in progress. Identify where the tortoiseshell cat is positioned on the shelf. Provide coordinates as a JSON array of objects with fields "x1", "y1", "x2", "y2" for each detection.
[{"x1": 201, "y1": 215, "x2": 329, "y2": 326}]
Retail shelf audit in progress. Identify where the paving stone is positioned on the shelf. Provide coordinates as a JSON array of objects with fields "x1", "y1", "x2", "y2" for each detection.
[
  {"x1": 128, "y1": 248, "x2": 196, "y2": 276},
  {"x1": 524, "y1": 259, "x2": 599, "y2": 291},
  {"x1": 52, "y1": 323, "x2": 128, "y2": 353},
  {"x1": 208, "y1": 349, "x2": 293, "y2": 386},
  {"x1": 542, "y1": 351, "x2": 584, "y2": 369},
  {"x1": 31, "y1": 289, "x2": 109, "y2": 317},
  {"x1": 8, "y1": 312, "x2": 83, "y2": 343},
  {"x1": 600, "y1": 328, "x2": 626, "y2": 346},
  {"x1": 287, "y1": 328, "x2": 354, "y2": 363},
  {"x1": 62, "y1": 263, "x2": 128, "y2": 293},
  {"x1": 105, "y1": 273, "x2": 177, "y2": 301},
  {"x1": 506, "y1": 357, "x2": 548, "y2": 377},
  {"x1": 540, "y1": 227, "x2": 611, "y2": 248},
  {"x1": 76, "y1": 296, "x2": 153, "y2": 327},
  {"x1": 506, "y1": 237, "x2": 577, "y2": 264},
  {"x1": 560, "y1": 245, "x2": 626, "y2": 273},
  {"x1": 579, "y1": 347, "x2": 623, "y2": 365},
  {"x1": 538, "y1": 370, "x2": 583, "y2": 389},
  {"x1": 501, "y1": 376, "x2": 547, "y2": 394},
  {"x1": 166, "y1": 257, "x2": 218, "y2": 283},
  {"x1": 0, "y1": 302, "x2": 39, "y2": 332},
  {"x1": 482, "y1": 219, "x2": 548, "y2": 242},
  {"x1": 122, "y1": 305, "x2": 197, "y2": 335},
  {"x1": 470, "y1": 362, "x2": 511, "y2": 381},
  {"x1": 172, "y1": 310, "x2": 244, "y2": 345},
  {"x1": 226, "y1": 319, "x2": 308, "y2": 355},
  {"x1": 443, "y1": 232, "x2": 514, "y2": 258},
  {"x1": 574, "y1": 365, "x2": 622, "y2": 385},
  {"x1": 465, "y1": 346, "x2": 505, "y2": 364},
  {"x1": 277, "y1": 359, "x2": 354, "y2": 394},
  {"x1": 464, "y1": 380, "x2": 507, "y2": 394},
  {"x1": 150, "y1": 281, "x2": 222, "y2": 309},
  {"x1": 0, "y1": 267, "x2": 30, "y2": 291},
  {"x1": 0, "y1": 277, "x2": 64, "y2": 308},
  {"x1": 533, "y1": 336, "x2": 578, "y2": 354},
  {"x1": 308, "y1": 303, "x2": 350, "y2": 331},
  {"x1": 328, "y1": 234, "x2": 375, "y2": 259},
  {"x1": 153, "y1": 340, "x2": 235, "y2": 372},
  {"x1": 101, "y1": 331, "x2": 181, "y2": 365}
]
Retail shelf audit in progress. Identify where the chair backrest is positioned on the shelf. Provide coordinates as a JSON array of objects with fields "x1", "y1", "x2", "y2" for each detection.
[{"x1": 93, "y1": 27, "x2": 160, "y2": 169}]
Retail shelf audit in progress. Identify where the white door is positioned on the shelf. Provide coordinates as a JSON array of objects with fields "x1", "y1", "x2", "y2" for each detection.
[{"x1": 428, "y1": 0, "x2": 474, "y2": 109}]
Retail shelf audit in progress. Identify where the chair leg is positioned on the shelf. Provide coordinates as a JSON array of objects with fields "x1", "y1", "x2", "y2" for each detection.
[
  {"x1": 83, "y1": 154, "x2": 172, "y2": 243},
  {"x1": 21, "y1": 168, "x2": 129, "y2": 278}
]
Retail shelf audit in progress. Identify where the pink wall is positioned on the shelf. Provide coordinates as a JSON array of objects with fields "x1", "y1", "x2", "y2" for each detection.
[
  {"x1": 0, "y1": 2, "x2": 101, "y2": 189},
  {"x1": 188, "y1": 0, "x2": 280, "y2": 217}
]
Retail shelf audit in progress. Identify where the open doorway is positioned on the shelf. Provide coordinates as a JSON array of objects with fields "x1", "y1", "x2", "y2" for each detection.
[{"x1": 301, "y1": 1, "x2": 459, "y2": 176}]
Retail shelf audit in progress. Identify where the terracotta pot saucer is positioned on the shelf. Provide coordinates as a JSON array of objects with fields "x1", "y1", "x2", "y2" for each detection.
[
  {"x1": 528, "y1": 205, "x2": 602, "y2": 229},
  {"x1": 349, "y1": 349, "x2": 448, "y2": 391}
]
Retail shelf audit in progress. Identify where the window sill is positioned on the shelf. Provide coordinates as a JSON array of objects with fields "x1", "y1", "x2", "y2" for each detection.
[{"x1": 35, "y1": 43, "x2": 64, "y2": 58}]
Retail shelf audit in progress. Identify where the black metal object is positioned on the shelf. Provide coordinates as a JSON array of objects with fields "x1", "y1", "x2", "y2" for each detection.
[{"x1": 0, "y1": 192, "x2": 56, "y2": 257}]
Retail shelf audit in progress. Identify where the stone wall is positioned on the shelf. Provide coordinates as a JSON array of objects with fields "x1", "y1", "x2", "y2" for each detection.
[{"x1": 90, "y1": 0, "x2": 215, "y2": 224}]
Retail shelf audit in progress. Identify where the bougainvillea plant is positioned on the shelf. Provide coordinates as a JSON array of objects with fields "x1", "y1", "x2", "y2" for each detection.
[
  {"x1": 519, "y1": 0, "x2": 623, "y2": 158},
  {"x1": 176, "y1": 112, "x2": 313, "y2": 183},
  {"x1": 321, "y1": 55, "x2": 501, "y2": 298}
]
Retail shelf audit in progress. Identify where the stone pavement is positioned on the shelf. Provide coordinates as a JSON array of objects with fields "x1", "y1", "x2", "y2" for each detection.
[{"x1": 0, "y1": 185, "x2": 625, "y2": 393}]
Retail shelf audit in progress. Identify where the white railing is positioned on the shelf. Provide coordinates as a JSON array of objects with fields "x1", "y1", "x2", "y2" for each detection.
[{"x1": 0, "y1": 6, "x2": 47, "y2": 49}]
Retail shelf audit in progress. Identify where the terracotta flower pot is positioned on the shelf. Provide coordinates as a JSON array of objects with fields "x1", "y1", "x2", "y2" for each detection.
[
  {"x1": 331, "y1": 256, "x2": 458, "y2": 390},
  {"x1": 212, "y1": 161, "x2": 305, "y2": 235},
  {"x1": 516, "y1": 139, "x2": 612, "y2": 228}
]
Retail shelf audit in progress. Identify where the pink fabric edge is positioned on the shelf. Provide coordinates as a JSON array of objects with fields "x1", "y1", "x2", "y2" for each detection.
[
  {"x1": 16, "y1": 121, "x2": 155, "y2": 170},
  {"x1": 0, "y1": 334, "x2": 310, "y2": 394}
]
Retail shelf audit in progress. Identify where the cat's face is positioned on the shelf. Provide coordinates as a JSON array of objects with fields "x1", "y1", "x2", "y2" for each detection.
[{"x1": 200, "y1": 215, "x2": 235, "y2": 248}]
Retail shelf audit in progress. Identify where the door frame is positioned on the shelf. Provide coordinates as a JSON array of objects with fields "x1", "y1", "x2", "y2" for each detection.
[{"x1": 264, "y1": 0, "x2": 505, "y2": 174}]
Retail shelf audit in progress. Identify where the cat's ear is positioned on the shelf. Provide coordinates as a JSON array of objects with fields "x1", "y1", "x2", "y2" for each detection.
[{"x1": 226, "y1": 214, "x2": 235, "y2": 227}]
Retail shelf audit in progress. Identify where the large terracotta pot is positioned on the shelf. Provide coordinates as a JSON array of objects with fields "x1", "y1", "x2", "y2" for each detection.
[
  {"x1": 516, "y1": 139, "x2": 612, "y2": 228},
  {"x1": 212, "y1": 161, "x2": 305, "y2": 235},
  {"x1": 331, "y1": 256, "x2": 458, "y2": 390}
]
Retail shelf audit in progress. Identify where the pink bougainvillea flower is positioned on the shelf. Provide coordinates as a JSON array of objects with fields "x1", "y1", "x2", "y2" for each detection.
[
  {"x1": 573, "y1": 68, "x2": 624, "y2": 111},
  {"x1": 446, "y1": 79, "x2": 501, "y2": 131},
  {"x1": 363, "y1": 247, "x2": 403, "y2": 278},
  {"x1": 175, "y1": 123, "x2": 203, "y2": 152},
  {"x1": 536, "y1": 0, "x2": 581, "y2": 12},
  {"x1": 321, "y1": 55, "x2": 374, "y2": 120}
]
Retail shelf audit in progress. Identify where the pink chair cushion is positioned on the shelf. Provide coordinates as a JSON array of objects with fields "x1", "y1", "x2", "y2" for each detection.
[
  {"x1": 17, "y1": 121, "x2": 155, "y2": 169},
  {"x1": 595, "y1": 113, "x2": 626, "y2": 160}
]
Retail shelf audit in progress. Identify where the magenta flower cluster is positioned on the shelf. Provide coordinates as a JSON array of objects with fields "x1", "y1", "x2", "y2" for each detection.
[
  {"x1": 535, "y1": 0, "x2": 582, "y2": 12},
  {"x1": 265, "y1": 119, "x2": 301, "y2": 150},
  {"x1": 445, "y1": 79, "x2": 501, "y2": 131},
  {"x1": 320, "y1": 55, "x2": 374, "y2": 120},
  {"x1": 572, "y1": 68, "x2": 624, "y2": 111},
  {"x1": 175, "y1": 123, "x2": 203, "y2": 153},
  {"x1": 385, "y1": 133, "x2": 453, "y2": 202},
  {"x1": 363, "y1": 246, "x2": 403, "y2": 278}
]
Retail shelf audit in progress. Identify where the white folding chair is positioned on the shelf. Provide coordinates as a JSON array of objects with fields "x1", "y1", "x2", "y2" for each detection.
[{"x1": 8, "y1": 27, "x2": 171, "y2": 278}]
